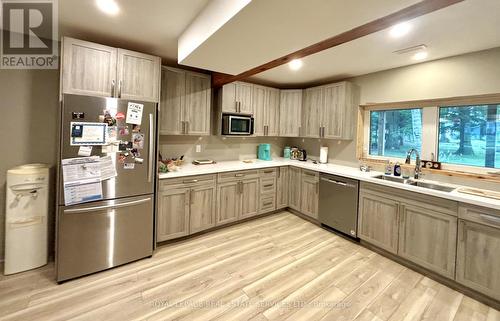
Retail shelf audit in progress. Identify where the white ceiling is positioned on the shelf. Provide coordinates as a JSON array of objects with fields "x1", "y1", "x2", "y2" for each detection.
[
  {"x1": 59, "y1": 0, "x2": 210, "y2": 63},
  {"x1": 178, "y1": 0, "x2": 420, "y2": 74},
  {"x1": 249, "y1": 0, "x2": 500, "y2": 87}
]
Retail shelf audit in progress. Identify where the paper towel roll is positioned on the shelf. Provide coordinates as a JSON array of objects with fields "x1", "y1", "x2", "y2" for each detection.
[{"x1": 320, "y1": 146, "x2": 328, "y2": 164}]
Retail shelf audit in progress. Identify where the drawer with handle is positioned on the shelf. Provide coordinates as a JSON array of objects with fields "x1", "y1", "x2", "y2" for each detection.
[
  {"x1": 459, "y1": 204, "x2": 500, "y2": 228},
  {"x1": 218, "y1": 170, "x2": 259, "y2": 183},
  {"x1": 259, "y1": 168, "x2": 277, "y2": 177},
  {"x1": 260, "y1": 177, "x2": 276, "y2": 194},
  {"x1": 260, "y1": 196, "x2": 276, "y2": 213},
  {"x1": 160, "y1": 174, "x2": 216, "y2": 190}
]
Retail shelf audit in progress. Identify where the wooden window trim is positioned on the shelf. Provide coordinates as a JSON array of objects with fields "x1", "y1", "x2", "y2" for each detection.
[{"x1": 356, "y1": 93, "x2": 500, "y2": 182}]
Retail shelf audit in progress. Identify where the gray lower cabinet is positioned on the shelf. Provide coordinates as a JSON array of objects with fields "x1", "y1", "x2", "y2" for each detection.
[
  {"x1": 276, "y1": 167, "x2": 289, "y2": 209},
  {"x1": 398, "y1": 203, "x2": 457, "y2": 278},
  {"x1": 189, "y1": 185, "x2": 217, "y2": 234},
  {"x1": 288, "y1": 167, "x2": 302, "y2": 211},
  {"x1": 216, "y1": 177, "x2": 260, "y2": 224},
  {"x1": 216, "y1": 181, "x2": 240, "y2": 225},
  {"x1": 456, "y1": 204, "x2": 500, "y2": 301},
  {"x1": 358, "y1": 191, "x2": 400, "y2": 254},
  {"x1": 157, "y1": 188, "x2": 190, "y2": 241},
  {"x1": 157, "y1": 176, "x2": 216, "y2": 241},
  {"x1": 300, "y1": 170, "x2": 319, "y2": 219},
  {"x1": 241, "y1": 178, "x2": 260, "y2": 219}
]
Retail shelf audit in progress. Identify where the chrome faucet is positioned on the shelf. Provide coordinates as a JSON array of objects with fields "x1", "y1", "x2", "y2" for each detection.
[{"x1": 405, "y1": 148, "x2": 421, "y2": 179}]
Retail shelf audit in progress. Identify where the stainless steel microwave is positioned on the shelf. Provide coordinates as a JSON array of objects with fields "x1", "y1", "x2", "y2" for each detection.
[{"x1": 221, "y1": 114, "x2": 254, "y2": 135}]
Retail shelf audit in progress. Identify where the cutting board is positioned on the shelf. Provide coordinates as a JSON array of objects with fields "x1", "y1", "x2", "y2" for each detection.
[{"x1": 457, "y1": 187, "x2": 500, "y2": 200}]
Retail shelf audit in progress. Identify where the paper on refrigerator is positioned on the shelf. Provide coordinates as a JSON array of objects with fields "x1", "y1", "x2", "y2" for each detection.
[
  {"x1": 99, "y1": 155, "x2": 117, "y2": 181},
  {"x1": 61, "y1": 156, "x2": 103, "y2": 205}
]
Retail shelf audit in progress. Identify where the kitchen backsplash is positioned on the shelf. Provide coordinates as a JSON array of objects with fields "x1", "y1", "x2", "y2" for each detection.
[{"x1": 159, "y1": 135, "x2": 287, "y2": 162}]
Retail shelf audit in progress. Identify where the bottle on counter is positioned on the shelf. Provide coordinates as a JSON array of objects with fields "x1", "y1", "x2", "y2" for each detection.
[
  {"x1": 394, "y1": 162, "x2": 402, "y2": 177},
  {"x1": 283, "y1": 146, "x2": 291, "y2": 159},
  {"x1": 385, "y1": 160, "x2": 393, "y2": 175}
]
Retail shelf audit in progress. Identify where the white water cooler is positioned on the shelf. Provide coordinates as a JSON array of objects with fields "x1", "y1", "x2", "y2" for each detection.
[{"x1": 4, "y1": 164, "x2": 49, "y2": 275}]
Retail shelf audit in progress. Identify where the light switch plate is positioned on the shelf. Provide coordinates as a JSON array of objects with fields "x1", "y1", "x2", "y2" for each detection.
[{"x1": 195, "y1": 145, "x2": 201, "y2": 153}]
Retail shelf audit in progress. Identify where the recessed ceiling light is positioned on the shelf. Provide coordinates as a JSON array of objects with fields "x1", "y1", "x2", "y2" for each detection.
[
  {"x1": 412, "y1": 51, "x2": 428, "y2": 61},
  {"x1": 389, "y1": 22, "x2": 411, "y2": 38},
  {"x1": 289, "y1": 59, "x2": 303, "y2": 71},
  {"x1": 96, "y1": 0, "x2": 120, "y2": 15}
]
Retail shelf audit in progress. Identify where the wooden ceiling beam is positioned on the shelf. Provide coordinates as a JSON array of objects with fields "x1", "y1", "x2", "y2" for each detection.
[{"x1": 212, "y1": 0, "x2": 465, "y2": 88}]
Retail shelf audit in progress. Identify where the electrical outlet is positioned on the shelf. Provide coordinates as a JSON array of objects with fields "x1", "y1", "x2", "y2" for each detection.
[{"x1": 195, "y1": 145, "x2": 201, "y2": 153}]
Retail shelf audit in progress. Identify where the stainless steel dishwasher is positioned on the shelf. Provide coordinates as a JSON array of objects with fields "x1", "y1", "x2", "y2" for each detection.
[{"x1": 319, "y1": 173, "x2": 359, "y2": 238}]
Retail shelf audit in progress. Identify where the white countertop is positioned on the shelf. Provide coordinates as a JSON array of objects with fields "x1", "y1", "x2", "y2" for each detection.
[{"x1": 158, "y1": 158, "x2": 500, "y2": 210}]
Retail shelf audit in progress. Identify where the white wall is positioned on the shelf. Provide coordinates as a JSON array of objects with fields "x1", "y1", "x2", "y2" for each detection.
[{"x1": 0, "y1": 69, "x2": 59, "y2": 261}]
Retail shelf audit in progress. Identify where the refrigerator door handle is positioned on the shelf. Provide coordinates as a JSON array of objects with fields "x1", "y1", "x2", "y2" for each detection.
[
  {"x1": 63, "y1": 197, "x2": 151, "y2": 214},
  {"x1": 148, "y1": 113, "x2": 154, "y2": 183},
  {"x1": 111, "y1": 80, "x2": 116, "y2": 97}
]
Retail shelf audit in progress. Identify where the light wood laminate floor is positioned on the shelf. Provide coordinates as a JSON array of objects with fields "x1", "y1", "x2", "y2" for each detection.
[{"x1": 1, "y1": 211, "x2": 499, "y2": 321}]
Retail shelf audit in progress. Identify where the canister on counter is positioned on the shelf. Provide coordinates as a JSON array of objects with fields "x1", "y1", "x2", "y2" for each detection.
[{"x1": 283, "y1": 146, "x2": 291, "y2": 159}]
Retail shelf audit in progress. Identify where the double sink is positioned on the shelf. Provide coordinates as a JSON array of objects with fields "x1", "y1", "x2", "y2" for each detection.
[{"x1": 374, "y1": 175, "x2": 456, "y2": 193}]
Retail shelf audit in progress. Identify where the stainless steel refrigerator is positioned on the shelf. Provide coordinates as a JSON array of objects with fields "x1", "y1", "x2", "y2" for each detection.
[{"x1": 56, "y1": 94, "x2": 157, "y2": 282}]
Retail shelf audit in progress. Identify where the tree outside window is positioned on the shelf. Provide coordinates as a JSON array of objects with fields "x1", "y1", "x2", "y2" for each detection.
[{"x1": 438, "y1": 105, "x2": 499, "y2": 168}]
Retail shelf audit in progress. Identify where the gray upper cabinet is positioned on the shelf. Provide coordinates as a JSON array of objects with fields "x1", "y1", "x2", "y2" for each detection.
[
  {"x1": 221, "y1": 82, "x2": 253, "y2": 114},
  {"x1": 301, "y1": 87, "x2": 323, "y2": 138},
  {"x1": 236, "y1": 82, "x2": 254, "y2": 114},
  {"x1": 61, "y1": 37, "x2": 160, "y2": 102},
  {"x1": 456, "y1": 204, "x2": 500, "y2": 301},
  {"x1": 322, "y1": 82, "x2": 354, "y2": 139},
  {"x1": 253, "y1": 85, "x2": 280, "y2": 136},
  {"x1": 62, "y1": 37, "x2": 117, "y2": 98},
  {"x1": 116, "y1": 49, "x2": 161, "y2": 102},
  {"x1": 184, "y1": 72, "x2": 212, "y2": 135},
  {"x1": 267, "y1": 88, "x2": 280, "y2": 136},
  {"x1": 398, "y1": 203, "x2": 457, "y2": 278},
  {"x1": 279, "y1": 90, "x2": 302, "y2": 137},
  {"x1": 160, "y1": 67, "x2": 185, "y2": 135},
  {"x1": 159, "y1": 66, "x2": 211, "y2": 136},
  {"x1": 301, "y1": 81, "x2": 355, "y2": 139},
  {"x1": 252, "y1": 85, "x2": 267, "y2": 136}
]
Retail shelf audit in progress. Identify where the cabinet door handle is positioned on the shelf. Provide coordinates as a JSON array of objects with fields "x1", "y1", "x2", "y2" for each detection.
[
  {"x1": 235, "y1": 173, "x2": 245, "y2": 177},
  {"x1": 118, "y1": 80, "x2": 122, "y2": 98},
  {"x1": 459, "y1": 220, "x2": 466, "y2": 242},
  {"x1": 263, "y1": 184, "x2": 273, "y2": 188},
  {"x1": 238, "y1": 181, "x2": 243, "y2": 194},
  {"x1": 263, "y1": 201, "x2": 273, "y2": 206},
  {"x1": 235, "y1": 101, "x2": 238, "y2": 112},
  {"x1": 185, "y1": 190, "x2": 190, "y2": 206},
  {"x1": 277, "y1": 167, "x2": 281, "y2": 178},
  {"x1": 183, "y1": 179, "x2": 199, "y2": 184},
  {"x1": 190, "y1": 190, "x2": 194, "y2": 205},
  {"x1": 263, "y1": 170, "x2": 274, "y2": 174},
  {"x1": 111, "y1": 80, "x2": 116, "y2": 97}
]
